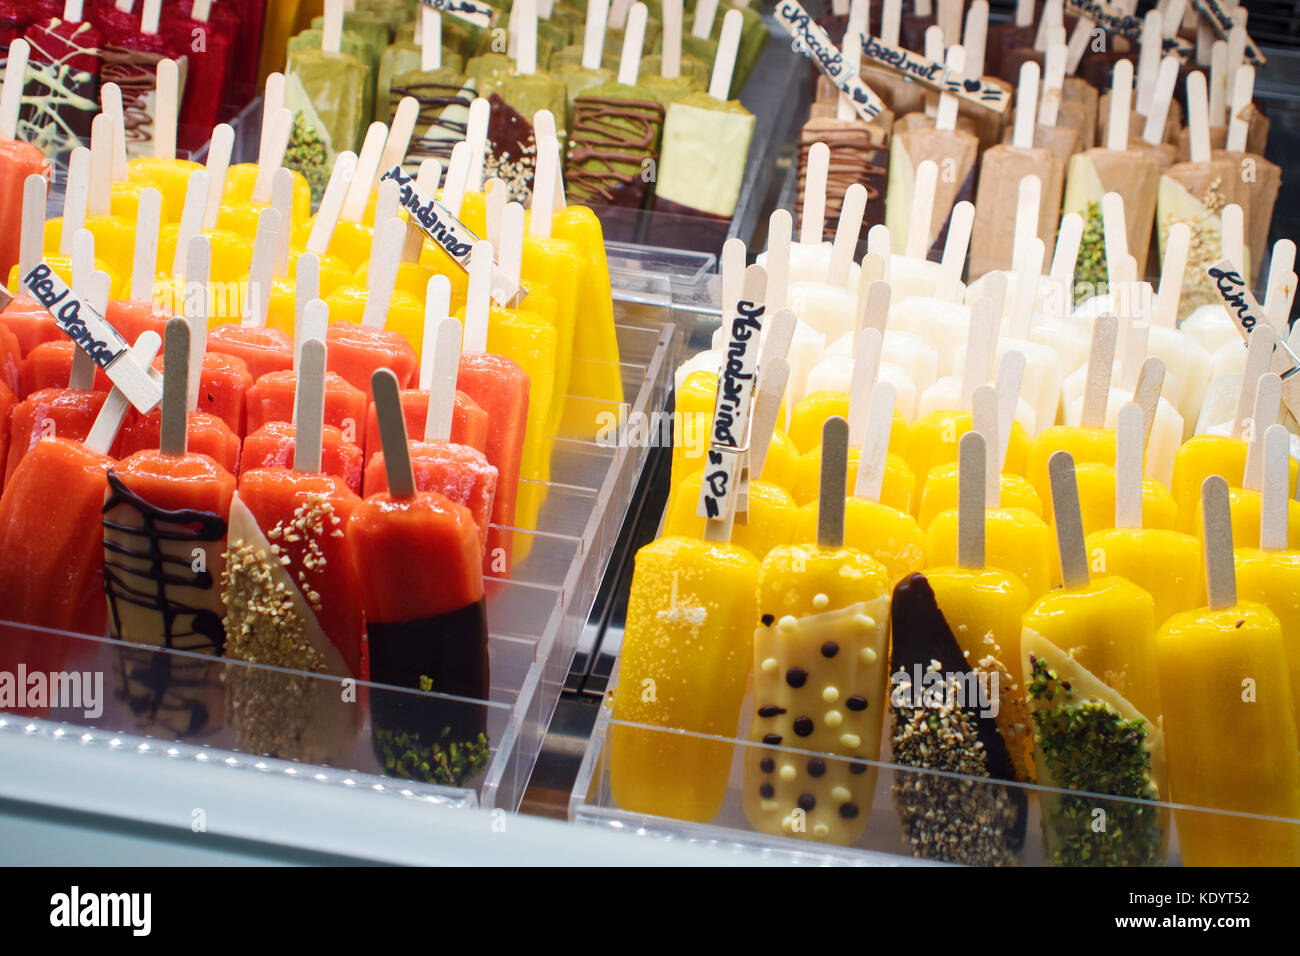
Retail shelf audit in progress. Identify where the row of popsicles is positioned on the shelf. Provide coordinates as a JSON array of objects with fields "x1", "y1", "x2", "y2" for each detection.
[
  {"x1": 0, "y1": 303, "x2": 495, "y2": 783},
  {"x1": 0, "y1": 0, "x2": 265, "y2": 158},
  {"x1": 616, "y1": 413, "x2": 1300, "y2": 865},
  {"x1": 283, "y1": 0, "x2": 763, "y2": 234},
  {"x1": 799, "y1": 0, "x2": 1278, "y2": 307}
]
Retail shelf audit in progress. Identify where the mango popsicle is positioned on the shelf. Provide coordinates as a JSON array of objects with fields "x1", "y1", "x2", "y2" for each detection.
[
  {"x1": 1022, "y1": 450, "x2": 1168, "y2": 866},
  {"x1": 889, "y1": 430, "x2": 1031, "y2": 864},
  {"x1": 350, "y1": 368, "x2": 492, "y2": 785},
  {"x1": 744, "y1": 417, "x2": 891, "y2": 845},
  {"x1": 103, "y1": 318, "x2": 234, "y2": 656},
  {"x1": 1156, "y1": 474, "x2": 1300, "y2": 867}
]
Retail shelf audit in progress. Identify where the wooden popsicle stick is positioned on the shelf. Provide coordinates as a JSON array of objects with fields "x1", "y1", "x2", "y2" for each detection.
[
  {"x1": 1226, "y1": 65, "x2": 1254, "y2": 155},
  {"x1": 853, "y1": 381, "x2": 895, "y2": 502},
  {"x1": 533, "y1": 110, "x2": 566, "y2": 211},
  {"x1": 465, "y1": 99, "x2": 491, "y2": 193},
  {"x1": 1186, "y1": 71, "x2": 1211, "y2": 163},
  {"x1": 1264, "y1": 240, "x2": 1297, "y2": 323},
  {"x1": 1163, "y1": 0, "x2": 1188, "y2": 37},
  {"x1": 905, "y1": 160, "x2": 938, "y2": 261},
  {"x1": 618, "y1": 3, "x2": 649, "y2": 87},
  {"x1": 462, "y1": 240, "x2": 493, "y2": 354},
  {"x1": 60, "y1": 147, "x2": 90, "y2": 257},
  {"x1": 962, "y1": 297, "x2": 997, "y2": 409},
  {"x1": 373, "y1": 175, "x2": 400, "y2": 228},
  {"x1": 294, "y1": 339, "x2": 327, "y2": 474},
  {"x1": 441, "y1": 141, "x2": 472, "y2": 220},
  {"x1": 1011, "y1": 174, "x2": 1041, "y2": 276},
  {"x1": 361, "y1": 217, "x2": 407, "y2": 329},
  {"x1": 423, "y1": 316, "x2": 462, "y2": 443},
  {"x1": 1134, "y1": 11, "x2": 1161, "y2": 117},
  {"x1": 882, "y1": 0, "x2": 902, "y2": 46},
  {"x1": 1115, "y1": 402, "x2": 1144, "y2": 529},
  {"x1": 1243, "y1": 372, "x2": 1282, "y2": 491},
  {"x1": 817, "y1": 416, "x2": 850, "y2": 548},
  {"x1": 750, "y1": 358, "x2": 790, "y2": 481},
  {"x1": 322, "y1": 0, "x2": 344, "y2": 54},
  {"x1": 1106, "y1": 59, "x2": 1134, "y2": 151},
  {"x1": 183, "y1": 235, "x2": 210, "y2": 412},
  {"x1": 1131, "y1": 355, "x2": 1166, "y2": 448},
  {"x1": 995, "y1": 349, "x2": 1024, "y2": 470},
  {"x1": 1221, "y1": 203, "x2": 1244, "y2": 269},
  {"x1": 1010, "y1": 237, "x2": 1045, "y2": 340},
  {"x1": 1201, "y1": 475, "x2": 1236, "y2": 609},
  {"x1": 1232, "y1": 323, "x2": 1275, "y2": 440},
  {"x1": 88, "y1": 114, "x2": 113, "y2": 217},
  {"x1": 1082, "y1": 313, "x2": 1118, "y2": 428},
  {"x1": 972, "y1": 383, "x2": 1000, "y2": 508},
  {"x1": 583, "y1": 0, "x2": 611, "y2": 71},
  {"x1": 964, "y1": 0, "x2": 989, "y2": 78},
  {"x1": 1259, "y1": 424, "x2": 1290, "y2": 552},
  {"x1": 1065, "y1": 18, "x2": 1092, "y2": 76},
  {"x1": 420, "y1": 6, "x2": 441, "y2": 72},
  {"x1": 956, "y1": 430, "x2": 987, "y2": 569},
  {"x1": 938, "y1": 201, "x2": 974, "y2": 303},
  {"x1": 129, "y1": 188, "x2": 163, "y2": 305},
  {"x1": 1226, "y1": 6, "x2": 1248, "y2": 72},
  {"x1": 847, "y1": 326, "x2": 882, "y2": 448},
  {"x1": 708, "y1": 10, "x2": 743, "y2": 102},
  {"x1": 517, "y1": 0, "x2": 539, "y2": 75},
  {"x1": 499, "y1": 201, "x2": 526, "y2": 297},
  {"x1": 837, "y1": 29, "x2": 864, "y2": 123},
  {"x1": 801, "y1": 142, "x2": 829, "y2": 246},
  {"x1": 524, "y1": 136, "x2": 557, "y2": 241},
  {"x1": 152, "y1": 59, "x2": 178, "y2": 161},
  {"x1": 293, "y1": 254, "x2": 320, "y2": 370},
  {"x1": 720, "y1": 236, "x2": 746, "y2": 316},
  {"x1": 937, "y1": 0, "x2": 961, "y2": 45},
  {"x1": 924, "y1": 27, "x2": 944, "y2": 71},
  {"x1": 867, "y1": 223, "x2": 891, "y2": 269},
  {"x1": 858, "y1": 252, "x2": 885, "y2": 291},
  {"x1": 1118, "y1": 279, "x2": 1152, "y2": 392},
  {"x1": 1049, "y1": 450, "x2": 1090, "y2": 588},
  {"x1": 659, "y1": 0, "x2": 682, "y2": 78},
  {"x1": 765, "y1": 209, "x2": 792, "y2": 311},
  {"x1": 271, "y1": 168, "x2": 295, "y2": 278},
  {"x1": 242, "y1": 207, "x2": 280, "y2": 328},
  {"x1": 1153, "y1": 222, "x2": 1190, "y2": 328},
  {"x1": 692, "y1": 0, "x2": 719, "y2": 39},
  {"x1": 1049, "y1": 212, "x2": 1083, "y2": 317},
  {"x1": 1101, "y1": 191, "x2": 1130, "y2": 285},
  {"x1": 171, "y1": 169, "x2": 210, "y2": 277},
  {"x1": 1012, "y1": 61, "x2": 1040, "y2": 150},
  {"x1": 101, "y1": 82, "x2": 129, "y2": 182},
  {"x1": 1038, "y1": 37, "x2": 1066, "y2": 128},
  {"x1": 84, "y1": 331, "x2": 162, "y2": 456},
  {"x1": 828, "y1": 184, "x2": 867, "y2": 287},
  {"x1": 0, "y1": 39, "x2": 29, "y2": 142},
  {"x1": 160, "y1": 318, "x2": 190, "y2": 456},
  {"x1": 1034, "y1": 0, "x2": 1063, "y2": 52},
  {"x1": 262, "y1": 73, "x2": 286, "y2": 138},
  {"x1": 609, "y1": 0, "x2": 633, "y2": 30},
  {"x1": 341, "y1": 122, "x2": 390, "y2": 222},
  {"x1": 378, "y1": 97, "x2": 420, "y2": 176},
  {"x1": 1208, "y1": 40, "x2": 1228, "y2": 127},
  {"x1": 759, "y1": 308, "x2": 796, "y2": 373},
  {"x1": 202, "y1": 123, "x2": 235, "y2": 231},
  {"x1": 305, "y1": 151, "x2": 358, "y2": 255},
  {"x1": 419, "y1": 274, "x2": 454, "y2": 387},
  {"x1": 1142, "y1": 57, "x2": 1179, "y2": 146},
  {"x1": 190, "y1": 0, "x2": 210, "y2": 21},
  {"x1": 70, "y1": 232, "x2": 100, "y2": 390},
  {"x1": 935, "y1": 45, "x2": 965, "y2": 132},
  {"x1": 857, "y1": 279, "x2": 891, "y2": 339},
  {"x1": 18, "y1": 174, "x2": 46, "y2": 281}
]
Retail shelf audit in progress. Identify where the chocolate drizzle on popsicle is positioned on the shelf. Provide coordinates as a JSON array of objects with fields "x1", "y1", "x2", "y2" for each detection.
[
  {"x1": 393, "y1": 80, "x2": 474, "y2": 163},
  {"x1": 797, "y1": 120, "x2": 889, "y2": 241},
  {"x1": 484, "y1": 92, "x2": 538, "y2": 203},
  {"x1": 565, "y1": 95, "x2": 663, "y2": 208},
  {"x1": 99, "y1": 47, "x2": 168, "y2": 151},
  {"x1": 102, "y1": 470, "x2": 227, "y2": 655}
]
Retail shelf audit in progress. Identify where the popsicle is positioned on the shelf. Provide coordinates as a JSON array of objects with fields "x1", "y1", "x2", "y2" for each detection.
[
  {"x1": 350, "y1": 368, "x2": 491, "y2": 785},
  {"x1": 103, "y1": 317, "x2": 235, "y2": 658},
  {"x1": 1156, "y1": 475, "x2": 1300, "y2": 867},
  {"x1": 0, "y1": 325, "x2": 155, "y2": 635},
  {"x1": 889, "y1": 430, "x2": 1031, "y2": 863},
  {"x1": 285, "y1": 0, "x2": 373, "y2": 156},
  {"x1": 1021, "y1": 450, "x2": 1167, "y2": 866},
  {"x1": 970, "y1": 61, "x2": 1064, "y2": 278},
  {"x1": 743, "y1": 417, "x2": 891, "y2": 845},
  {"x1": 16, "y1": 3, "x2": 101, "y2": 159},
  {"x1": 1218, "y1": 66, "x2": 1280, "y2": 286}
]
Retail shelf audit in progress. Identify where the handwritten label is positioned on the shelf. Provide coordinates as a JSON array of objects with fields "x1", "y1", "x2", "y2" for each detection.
[
  {"x1": 380, "y1": 164, "x2": 527, "y2": 307},
  {"x1": 419, "y1": 0, "x2": 495, "y2": 29},
  {"x1": 774, "y1": 0, "x2": 885, "y2": 123},
  {"x1": 857, "y1": 33, "x2": 1010, "y2": 114},
  {"x1": 21, "y1": 262, "x2": 163, "y2": 413},
  {"x1": 697, "y1": 298, "x2": 764, "y2": 520},
  {"x1": 1208, "y1": 259, "x2": 1300, "y2": 418},
  {"x1": 1065, "y1": 0, "x2": 1194, "y2": 60},
  {"x1": 1192, "y1": 0, "x2": 1264, "y2": 67}
]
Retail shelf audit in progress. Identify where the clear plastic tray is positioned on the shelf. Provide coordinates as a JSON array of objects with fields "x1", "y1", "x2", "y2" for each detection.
[
  {"x1": 570, "y1": 661, "x2": 1300, "y2": 865},
  {"x1": 0, "y1": 280, "x2": 676, "y2": 812}
]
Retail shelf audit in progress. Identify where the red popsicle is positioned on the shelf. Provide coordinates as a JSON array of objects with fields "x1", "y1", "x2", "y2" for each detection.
[
  {"x1": 361, "y1": 389, "x2": 488, "y2": 462},
  {"x1": 326, "y1": 323, "x2": 419, "y2": 400},
  {"x1": 245, "y1": 368, "x2": 366, "y2": 438},
  {"x1": 205, "y1": 207, "x2": 295, "y2": 380},
  {"x1": 4, "y1": 386, "x2": 110, "y2": 485},
  {"x1": 0, "y1": 43, "x2": 52, "y2": 281}
]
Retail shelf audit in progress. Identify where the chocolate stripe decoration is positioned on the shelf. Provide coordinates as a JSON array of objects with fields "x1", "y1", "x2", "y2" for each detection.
[
  {"x1": 856, "y1": 33, "x2": 1010, "y2": 114},
  {"x1": 21, "y1": 262, "x2": 162, "y2": 412},
  {"x1": 379, "y1": 163, "x2": 527, "y2": 306},
  {"x1": 774, "y1": 0, "x2": 885, "y2": 123},
  {"x1": 419, "y1": 0, "x2": 496, "y2": 29}
]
